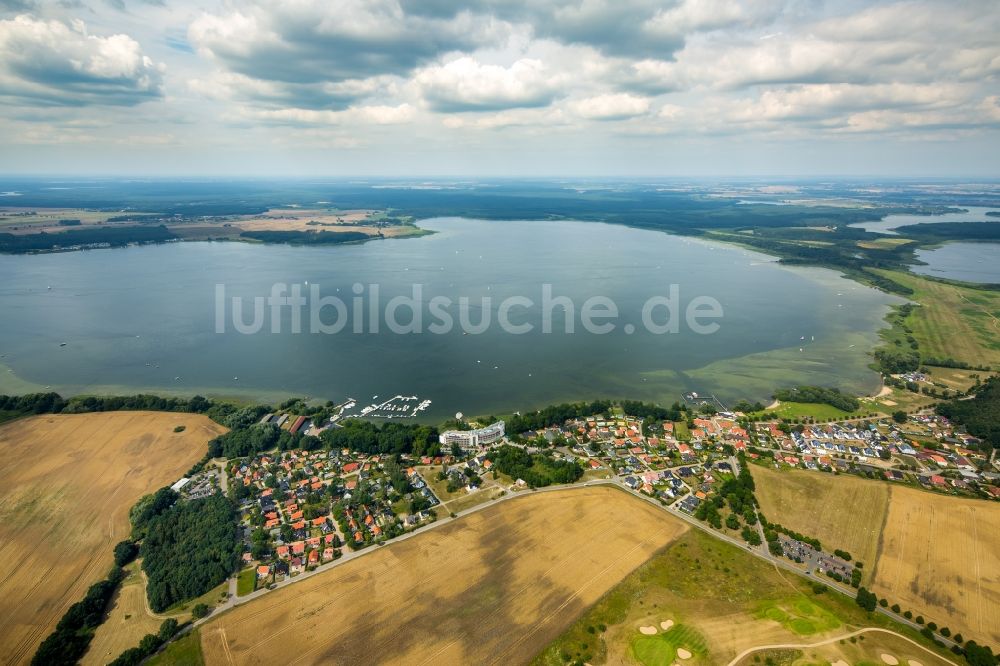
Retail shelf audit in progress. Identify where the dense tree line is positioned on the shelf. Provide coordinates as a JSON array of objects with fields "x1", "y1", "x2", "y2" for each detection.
[
  {"x1": 505, "y1": 400, "x2": 613, "y2": 435},
  {"x1": 319, "y1": 419, "x2": 440, "y2": 456},
  {"x1": 895, "y1": 221, "x2": 1000, "y2": 242},
  {"x1": 489, "y1": 445, "x2": 583, "y2": 487},
  {"x1": 0, "y1": 392, "x2": 66, "y2": 416},
  {"x1": 619, "y1": 400, "x2": 687, "y2": 422},
  {"x1": 503, "y1": 399, "x2": 685, "y2": 437},
  {"x1": 31, "y1": 567, "x2": 125, "y2": 665},
  {"x1": 0, "y1": 391, "x2": 239, "y2": 426},
  {"x1": 875, "y1": 348, "x2": 922, "y2": 374},
  {"x1": 0, "y1": 225, "x2": 176, "y2": 253},
  {"x1": 937, "y1": 377, "x2": 1000, "y2": 450},
  {"x1": 113, "y1": 539, "x2": 139, "y2": 567},
  {"x1": 239, "y1": 230, "x2": 372, "y2": 245},
  {"x1": 141, "y1": 494, "x2": 240, "y2": 612},
  {"x1": 773, "y1": 386, "x2": 860, "y2": 412},
  {"x1": 129, "y1": 487, "x2": 180, "y2": 538},
  {"x1": 209, "y1": 422, "x2": 281, "y2": 459},
  {"x1": 855, "y1": 586, "x2": 878, "y2": 612}
]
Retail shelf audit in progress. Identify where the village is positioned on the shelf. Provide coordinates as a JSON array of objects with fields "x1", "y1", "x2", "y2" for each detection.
[{"x1": 166, "y1": 399, "x2": 999, "y2": 600}]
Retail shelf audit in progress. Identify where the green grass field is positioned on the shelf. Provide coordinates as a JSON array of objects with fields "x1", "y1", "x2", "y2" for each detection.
[
  {"x1": 147, "y1": 629, "x2": 204, "y2": 666},
  {"x1": 754, "y1": 597, "x2": 841, "y2": 636},
  {"x1": 631, "y1": 624, "x2": 708, "y2": 666},
  {"x1": 236, "y1": 568, "x2": 255, "y2": 597},
  {"x1": 874, "y1": 269, "x2": 1000, "y2": 367},
  {"x1": 757, "y1": 401, "x2": 867, "y2": 421}
]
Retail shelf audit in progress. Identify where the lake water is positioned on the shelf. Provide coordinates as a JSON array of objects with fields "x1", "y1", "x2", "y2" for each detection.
[
  {"x1": 851, "y1": 206, "x2": 1000, "y2": 235},
  {"x1": 0, "y1": 218, "x2": 899, "y2": 420},
  {"x1": 912, "y1": 242, "x2": 1000, "y2": 284}
]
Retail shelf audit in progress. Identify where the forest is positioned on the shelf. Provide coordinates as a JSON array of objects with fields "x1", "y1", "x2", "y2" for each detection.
[
  {"x1": 239, "y1": 229, "x2": 372, "y2": 245},
  {"x1": 773, "y1": 386, "x2": 861, "y2": 412},
  {"x1": 319, "y1": 419, "x2": 441, "y2": 456},
  {"x1": 0, "y1": 225, "x2": 176, "y2": 253},
  {"x1": 937, "y1": 377, "x2": 1000, "y2": 450},
  {"x1": 490, "y1": 445, "x2": 583, "y2": 487},
  {"x1": 140, "y1": 494, "x2": 241, "y2": 612}
]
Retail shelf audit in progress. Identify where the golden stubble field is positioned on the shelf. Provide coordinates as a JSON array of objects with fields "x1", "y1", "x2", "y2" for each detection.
[
  {"x1": 0, "y1": 411, "x2": 226, "y2": 665},
  {"x1": 751, "y1": 464, "x2": 890, "y2": 571},
  {"x1": 873, "y1": 486, "x2": 1000, "y2": 646},
  {"x1": 81, "y1": 564, "x2": 162, "y2": 666},
  {"x1": 201, "y1": 486, "x2": 687, "y2": 666}
]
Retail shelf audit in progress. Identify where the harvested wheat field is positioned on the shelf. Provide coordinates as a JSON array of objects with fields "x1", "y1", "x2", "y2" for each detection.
[
  {"x1": 0, "y1": 411, "x2": 226, "y2": 665},
  {"x1": 81, "y1": 564, "x2": 162, "y2": 666},
  {"x1": 873, "y1": 486, "x2": 1000, "y2": 646},
  {"x1": 751, "y1": 464, "x2": 889, "y2": 571},
  {"x1": 202, "y1": 486, "x2": 687, "y2": 666}
]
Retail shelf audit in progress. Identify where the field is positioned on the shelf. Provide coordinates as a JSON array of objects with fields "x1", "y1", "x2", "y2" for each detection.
[
  {"x1": 535, "y1": 528, "x2": 954, "y2": 666},
  {"x1": 200, "y1": 486, "x2": 687, "y2": 665},
  {"x1": 0, "y1": 207, "x2": 146, "y2": 234},
  {"x1": 751, "y1": 465, "x2": 889, "y2": 572},
  {"x1": 82, "y1": 562, "x2": 162, "y2": 666},
  {"x1": 857, "y1": 237, "x2": 916, "y2": 250},
  {"x1": 148, "y1": 630, "x2": 205, "y2": 666},
  {"x1": 0, "y1": 205, "x2": 429, "y2": 245},
  {"x1": 873, "y1": 270, "x2": 1000, "y2": 367},
  {"x1": 758, "y1": 401, "x2": 867, "y2": 422},
  {"x1": 873, "y1": 486, "x2": 1000, "y2": 646},
  {"x1": 0, "y1": 411, "x2": 226, "y2": 665}
]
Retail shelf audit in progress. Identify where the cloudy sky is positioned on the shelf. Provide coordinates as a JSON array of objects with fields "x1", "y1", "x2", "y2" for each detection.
[{"x1": 1, "y1": 0, "x2": 998, "y2": 177}]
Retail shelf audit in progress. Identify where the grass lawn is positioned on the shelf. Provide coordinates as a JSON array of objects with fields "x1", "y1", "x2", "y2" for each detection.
[
  {"x1": 873, "y1": 269, "x2": 1000, "y2": 367},
  {"x1": 147, "y1": 629, "x2": 204, "y2": 666},
  {"x1": 754, "y1": 597, "x2": 841, "y2": 636},
  {"x1": 756, "y1": 401, "x2": 870, "y2": 422},
  {"x1": 236, "y1": 568, "x2": 255, "y2": 597},
  {"x1": 631, "y1": 624, "x2": 708, "y2": 666},
  {"x1": 673, "y1": 421, "x2": 691, "y2": 441}
]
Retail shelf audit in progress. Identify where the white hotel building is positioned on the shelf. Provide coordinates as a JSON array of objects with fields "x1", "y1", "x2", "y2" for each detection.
[{"x1": 439, "y1": 421, "x2": 505, "y2": 452}]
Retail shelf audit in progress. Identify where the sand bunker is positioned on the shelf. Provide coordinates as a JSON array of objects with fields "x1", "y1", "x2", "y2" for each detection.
[
  {"x1": 881, "y1": 654, "x2": 899, "y2": 665},
  {"x1": 677, "y1": 648, "x2": 692, "y2": 660},
  {"x1": 908, "y1": 661, "x2": 923, "y2": 666},
  {"x1": 660, "y1": 620, "x2": 675, "y2": 630},
  {"x1": 831, "y1": 661, "x2": 849, "y2": 666},
  {"x1": 639, "y1": 626, "x2": 657, "y2": 635}
]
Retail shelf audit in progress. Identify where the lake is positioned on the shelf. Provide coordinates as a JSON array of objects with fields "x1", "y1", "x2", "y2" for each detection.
[
  {"x1": 851, "y1": 206, "x2": 1000, "y2": 235},
  {"x1": 912, "y1": 242, "x2": 1000, "y2": 284},
  {"x1": 0, "y1": 218, "x2": 899, "y2": 420}
]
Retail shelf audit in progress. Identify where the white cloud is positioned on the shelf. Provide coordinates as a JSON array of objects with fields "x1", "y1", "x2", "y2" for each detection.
[
  {"x1": 0, "y1": 15, "x2": 164, "y2": 106},
  {"x1": 415, "y1": 57, "x2": 561, "y2": 112},
  {"x1": 244, "y1": 103, "x2": 416, "y2": 126},
  {"x1": 571, "y1": 93, "x2": 650, "y2": 120}
]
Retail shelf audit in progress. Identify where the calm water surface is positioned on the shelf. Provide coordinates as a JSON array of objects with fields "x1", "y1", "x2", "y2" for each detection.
[
  {"x1": 0, "y1": 218, "x2": 899, "y2": 419},
  {"x1": 912, "y1": 242, "x2": 1000, "y2": 284},
  {"x1": 851, "y1": 206, "x2": 1000, "y2": 235}
]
